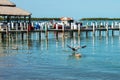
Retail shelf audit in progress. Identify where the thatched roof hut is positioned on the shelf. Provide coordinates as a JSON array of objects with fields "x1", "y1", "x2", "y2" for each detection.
[
  {"x1": 0, "y1": 6, "x2": 31, "y2": 16},
  {"x1": 60, "y1": 17, "x2": 73, "y2": 21},
  {"x1": 60, "y1": 17, "x2": 74, "y2": 26},
  {"x1": 0, "y1": 0, "x2": 31, "y2": 23}
]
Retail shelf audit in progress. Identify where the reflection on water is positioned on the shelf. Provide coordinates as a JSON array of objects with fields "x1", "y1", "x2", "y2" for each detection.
[
  {"x1": 68, "y1": 52, "x2": 82, "y2": 60},
  {"x1": 0, "y1": 32, "x2": 120, "y2": 80}
]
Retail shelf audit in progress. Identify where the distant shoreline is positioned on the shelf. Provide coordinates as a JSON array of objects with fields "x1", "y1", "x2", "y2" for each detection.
[
  {"x1": 80, "y1": 18, "x2": 120, "y2": 21},
  {"x1": 1, "y1": 17, "x2": 120, "y2": 21},
  {"x1": 32, "y1": 17, "x2": 120, "y2": 21}
]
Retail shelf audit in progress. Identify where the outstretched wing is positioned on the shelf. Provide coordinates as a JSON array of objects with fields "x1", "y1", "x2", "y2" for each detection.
[
  {"x1": 75, "y1": 45, "x2": 87, "y2": 50},
  {"x1": 67, "y1": 45, "x2": 73, "y2": 49},
  {"x1": 67, "y1": 44, "x2": 87, "y2": 51},
  {"x1": 81, "y1": 45, "x2": 87, "y2": 48}
]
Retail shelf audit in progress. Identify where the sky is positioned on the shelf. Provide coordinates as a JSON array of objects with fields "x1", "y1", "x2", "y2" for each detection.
[{"x1": 11, "y1": 0, "x2": 120, "y2": 20}]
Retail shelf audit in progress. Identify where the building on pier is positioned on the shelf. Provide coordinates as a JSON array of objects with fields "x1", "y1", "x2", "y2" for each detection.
[{"x1": 60, "y1": 17, "x2": 74, "y2": 26}]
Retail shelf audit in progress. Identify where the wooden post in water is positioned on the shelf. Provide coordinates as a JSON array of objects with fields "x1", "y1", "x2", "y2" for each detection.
[
  {"x1": 111, "y1": 22, "x2": 114, "y2": 29},
  {"x1": 112, "y1": 30, "x2": 114, "y2": 36},
  {"x1": 104, "y1": 22, "x2": 106, "y2": 28},
  {"x1": 86, "y1": 31, "x2": 88, "y2": 38},
  {"x1": 47, "y1": 23, "x2": 50, "y2": 38},
  {"x1": 24, "y1": 22, "x2": 26, "y2": 30},
  {"x1": 99, "y1": 23, "x2": 102, "y2": 37},
  {"x1": 78, "y1": 24, "x2": 81, "y2": 36},
  {"x1": 20, "y1": 22, "x2": 24, "y2": 40},
  {"x1": 56, "y1": 23, "x2": 58, "y2": 30},
  {"x1": 16, "y1": 23, "x2": 18, "y2": 41},
  {"x1": 8, "y1": 23, "x2": 11, "y2": 40},
  {"x1": 6, "y1": 23, "x2": 9, "y2": 40},
  {"x1": 106, "y1": 22, "x2": 109, "y2": 36},
  {"x1": 0, "y1": 33, "x2": 2, "y2": 42},
  {"x1": 86, "y1": 22, "x2": 88, "y2": 29},
  {"x1": 99, "y1": 30, "x2": 102, "y2": 37},
  {"x1": 86, "y1": 22, "x2": 88, "y2": 37},
  {"x1": 92, "y1": 22, "x2": 95, "y2": 36},
  {"x1": 46, "y1": 36, "x2": 48, "y2": 50},
  {"x1": 21, "y1": 32, "x2": 24, "y2": 40},
  {"x1": 45, "y1": 23, "x2": 48, "y2": 38},
  {"x1": 27, "y1": 22, "x2": 30, "y2": 40},
  {"x1": 56, "y1": 31, "x2": 58, "y2": 40},
  {"x1": 62, "y1": 35, "x2": 65, "y2": 48},
  {"x1": 111, "y1": 22, "x2": 114, "y2": 36},
  {"x1": 70, "y1": 23, "x2": 73, "y2": 37},
  {"x1": 119, "y1": 23, "x2": 120, "y2": 35},
  {"x1": 96, "y1": 22, "x2": 97, "y2": 29},
  {"x1": 62, "y1": 24, "x2": 65, "y2": 37},
  {"x1": 39, "y1": 23, "x2": 41, "y2": 41},
  {"x1": 95, "y1": 22, "x2": 98, "y2": 36},
  {"x1": 55, "y1": 24, "x2": 58, "y2": 39},
  {"x1": 39, "y1": 31, "x2": 41, "y2": 41}
]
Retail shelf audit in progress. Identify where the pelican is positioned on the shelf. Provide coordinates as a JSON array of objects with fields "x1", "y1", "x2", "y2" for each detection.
[{"x1": 67, "y1": 45, "x2": 86, "y2": 51}]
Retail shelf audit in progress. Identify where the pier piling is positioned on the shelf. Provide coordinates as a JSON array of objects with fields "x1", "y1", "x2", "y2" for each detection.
[
  {"x1": 45, "y1": 24, "x2": 48, "y2": 38},
  {"x1": 92, "y1": 22, "x2": 95, "y2": 36},
  {"x1": 106, "y1": 22, "x2": 109, "y2": 36},
  {"x1": 62, "y1": 24, "x2": 65, "y2": 37},
  {"x1": 119, "y1": 23, "x2": 120, "y2": 35},
  {"x1": 78, "y1": 24, "x2": 81, "y2": 36}
]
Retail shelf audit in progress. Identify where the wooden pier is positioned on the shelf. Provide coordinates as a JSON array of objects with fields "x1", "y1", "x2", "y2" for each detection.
[{"x1": 0, "y1": 25, "x2": 120, "y2": 41}]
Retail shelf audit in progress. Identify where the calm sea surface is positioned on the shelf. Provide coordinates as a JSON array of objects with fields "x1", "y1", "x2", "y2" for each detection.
[{"x1": 0, "y1": 31, "x2": 120, "y2": 80}]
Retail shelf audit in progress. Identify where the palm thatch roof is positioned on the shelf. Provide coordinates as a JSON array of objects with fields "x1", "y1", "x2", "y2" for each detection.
[
  {"x1": 0, "y1": 0, "x2": 16, "y2": 7},
  {"x1": 0, "y1": 0, "x2": 31, "y2": 16},
  {"x1": 0, "y1": 6, "x2": 31, "y2": 16},
  {"x1": 60, "y1": 17, "x2": 73, "y2": 21}
]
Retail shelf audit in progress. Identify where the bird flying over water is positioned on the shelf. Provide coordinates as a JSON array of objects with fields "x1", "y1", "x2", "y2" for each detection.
[{"x1": 67, "y1": 45, "x2": 86, "y2": 51}]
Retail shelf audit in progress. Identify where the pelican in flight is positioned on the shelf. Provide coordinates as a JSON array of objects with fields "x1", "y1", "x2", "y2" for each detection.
[{"x1": 67, "y1": 45, "x2": 86, "y2": 51}]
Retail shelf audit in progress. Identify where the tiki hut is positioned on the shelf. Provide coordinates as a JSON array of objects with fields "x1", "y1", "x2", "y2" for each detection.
[
  {"x1": 60, "y1": 17, "x2": 73, "y2": 21},
  {"x1": 60, "y1": 17, "x2": 74, "y2": 26},
  {"x1": 0, "y1": 0, "x2": 31, "y2": 23}
]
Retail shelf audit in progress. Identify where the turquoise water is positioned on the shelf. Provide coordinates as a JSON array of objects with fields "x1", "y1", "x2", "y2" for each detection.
[{"x1": 0, "y1": 32, "x2": 120, "y2": 80}]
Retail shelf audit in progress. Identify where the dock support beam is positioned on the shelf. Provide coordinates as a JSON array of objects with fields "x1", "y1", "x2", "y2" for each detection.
[
  {"x1": 78, "y1": 24, "x2": 81, "y2": 36},
  {"x1": 39, "y1": 31, "x2": 41, "y2": 40},
  {"x1": 106, "y1": 22, "x2": 109, "y2": 36},
  {"x1": 56, "y1": 32, "x2": 58, "y2": 40},
  {"x1": 86, "y1": 31, "x2": 88, "y2": 38},
  {"x1": 119, "y1": 23, "x2": 120, "y2": 35},
  {"x1": 62, "y1": 24, "x2": 65, "y2": 37},
  {"x1": 99, "y1": 30, "x2": 102, "y2": 37},
  {"x1": 92, "y1": 22, "x2": 95, "y2": 36},
  {"x1": 55, "y1": 24, "x2": 58, "y2": 40},
  {"x1": 0, "y1": 33, "x2": 3, "y2": 41},
  {"x1": 21, "y1": 33, "x2": 24, "y2": 40},
  {"x1": 45, "y1": 24, "x2": 48, "y2": 38},
  {"x1": 112, "y1": 30, "x2": 114, "y2": 36}
]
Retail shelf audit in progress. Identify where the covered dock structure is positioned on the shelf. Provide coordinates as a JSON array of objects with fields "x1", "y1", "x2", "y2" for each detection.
[{"x1": 0, "y1": 0, "x2": 32, "y2": 28}]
